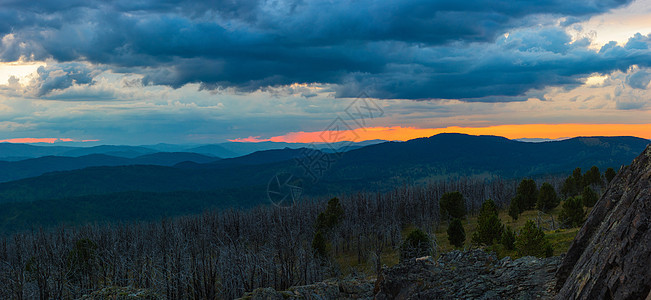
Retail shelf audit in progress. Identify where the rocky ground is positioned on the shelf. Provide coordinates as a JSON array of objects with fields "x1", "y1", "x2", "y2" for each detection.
[
  {"x1": 240, "y1": 249, "x2": 561, "y2": 299},
  {"x1": 78, "y1": 286, "x2": 162, "y2": 299}
]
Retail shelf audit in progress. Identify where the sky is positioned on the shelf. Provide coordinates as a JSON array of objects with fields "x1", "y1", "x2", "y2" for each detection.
[{"x1": 0, "y1": 0, "x2": 650, "y2": 145}]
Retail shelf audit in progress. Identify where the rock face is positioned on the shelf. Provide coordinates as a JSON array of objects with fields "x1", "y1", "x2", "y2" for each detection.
[
  {"x1": 555, "y1": 144, "x2": 651, "y2": 299},
  {"x1": 374, "y1": 250, "x2": 560, "y2": 300}
]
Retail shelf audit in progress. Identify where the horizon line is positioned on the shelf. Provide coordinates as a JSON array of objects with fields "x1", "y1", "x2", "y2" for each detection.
[{"x1": 228, "y1": 124, "x2": 651, "y2": 144}]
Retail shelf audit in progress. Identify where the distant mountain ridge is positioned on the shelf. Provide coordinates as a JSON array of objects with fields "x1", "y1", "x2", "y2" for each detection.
[
  {"x1": 0, "y1": 133, "x2": 647, "y2": 234},
  {"x1": 331, "y1": 134, "x2": 649, "y2": 180},
  {"x1": 0, "y1": 140, "x2": 380, "y2": 181},
  {"x1": 0, "y1": 134, "x2": 647, "y2": 205},
  {"x1": 0, "y1": 140, "x2": 386, "y2": 160},
  {"x1": 0, "y1": 152, "x2": 220, "y2": 183}
]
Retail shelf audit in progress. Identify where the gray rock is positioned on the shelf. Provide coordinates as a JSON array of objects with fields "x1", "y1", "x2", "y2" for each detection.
[
  {"x1": 241, "y1": 249, "x2": 562, "y2": 300},
  {"x1": 374, "y1": 249, "x2": 560, "y2": 300},
  {"x1": 238, "y1": 277, "x2": 375, "y2": 300},
  {"x1": 555, "y1": 144, "x2": 651, "y2": 299}
]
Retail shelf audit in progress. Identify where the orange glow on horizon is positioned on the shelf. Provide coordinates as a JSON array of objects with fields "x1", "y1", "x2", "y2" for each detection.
[
  {"x1": 229, "y1": 124, "x2": 651, "y2": 143},
  {"x1": 0, "y1": 138, "x2": 99, "y2": 144}
]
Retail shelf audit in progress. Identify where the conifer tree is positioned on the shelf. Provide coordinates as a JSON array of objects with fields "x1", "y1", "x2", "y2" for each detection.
[
  {"x1": 559, "y1": 197, "x2": 585, "y2": 228},
  {"x1": 581, "y1": 186, "x2": 599, "y2": 208},
  {"x1": 537, "y1": 182, "x2": 559, "y2": 212},
  {"x1": 440, "y1": 191, "x2": 467, "y2": 220},
  {"x1": 508, "y1": 197, "x2": 521, "y2": 220},
  {"x1": 515, "y1": 220, "x2": 553, "y2": 258},
  {"x1": 447, "y1": 218, "x2": 466, "y2": 248},
  {"x1": 516, "y1": 179, "x2": 538, "y2": 210},
  {"x1": 501, "y1": 226, "x2": 516, "y2": 250},
  {"x1": 312, "y1": 230, "x2": 328, "y2": 258},
  {"x1": 605, "y1": 167, "x2": 616, "y2": 183},
  {"x1": 472, "y1": 199, "x2": 503, "y2": 245}
]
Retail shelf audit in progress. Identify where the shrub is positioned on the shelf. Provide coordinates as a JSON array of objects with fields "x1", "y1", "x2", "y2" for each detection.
[
  {"x1": 447, "y1": 218, "x2": 466, "y2": 248},
  {"x1": 400, "y1": 228, "x2": 432, "y2": 261}
]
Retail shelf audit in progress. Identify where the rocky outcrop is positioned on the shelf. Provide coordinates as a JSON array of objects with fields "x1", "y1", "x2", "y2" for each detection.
[
  {"x1": 239, "y1": 277, "x2": 375, "y2": 299},
  {"x1": 374, "y1": 250, "x2": 560, "y2": 300},
  {"x1": 555, "y1": 144, "x2": 651, "y2": 299},
  {"x1": 239, "y1": 249, "x2": 561, "y2": 299},
  {"x1": 78, "y1": 286, "x2": 162, "y2": 299}
]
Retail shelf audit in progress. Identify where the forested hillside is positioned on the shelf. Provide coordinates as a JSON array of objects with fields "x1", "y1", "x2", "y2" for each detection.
[
  {"x1": 0, "y1": 177, "x2": 516, "y2": 299},
  {"x1": 0, "y1": 134, "x2": 646, "y2": 234}
]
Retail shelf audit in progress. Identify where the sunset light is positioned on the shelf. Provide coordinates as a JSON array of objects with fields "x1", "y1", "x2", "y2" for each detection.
[{"x1": 230, "y1": 124, "x2": 651, "y2": 143}]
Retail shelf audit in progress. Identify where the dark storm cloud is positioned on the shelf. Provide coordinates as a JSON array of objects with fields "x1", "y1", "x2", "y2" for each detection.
[
  {"x1": 33, "y1": 63, "x2": 96, "y2": 96},
  {"x1": 1, "y1": 0, "x2": 647, "y2": 100}
]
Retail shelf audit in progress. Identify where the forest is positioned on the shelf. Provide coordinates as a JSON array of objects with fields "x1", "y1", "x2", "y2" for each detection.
[
  {"x1": 0, "y1": 176, "x2": 535, "y2": 299},
  {"x1": 0, "y1": 159, "x2": 618, "y2": 299}
]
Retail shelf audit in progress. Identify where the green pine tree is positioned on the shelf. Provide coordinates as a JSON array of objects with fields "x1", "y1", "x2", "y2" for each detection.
[
  {"x1": 561, "y1": 176, "x2": 579, "y2": 198},
  {"x1": 515, "y1": 220, "x2": 553, "y2": 258},
  {"x1": 312, "y1": 230, "x2": 329, "y2": 258},
  {"x1": 440, "y1": 191, "x2": 467, "y2": 220},
  {"x1": 581, "y1": 186, "x2": 599, "y2": 208},
  {"x1": 537, "y1": 182, "x2": 559, "y2": 213},
  {"x1": 572, "y1": 167, "x2": 583, "y2": 189},
  {"x1": 508, "y1": 195, "x2": 522, "y2": 220},
  {"x1": 500, "y1": 226, "x2": 516, "y2": 250},
  {"x1": 471, "y1": 199, "x2": 503, "y2": 245},
  {"x1": 605, "y1": 167, "x2": 616, "y2": 183},
  {"x1": 584, "y1": 166, "x2": 603, "y2": 187},
  {"x1": 559, "y1": 197, "x2": 585, "y2": 228},
  {"x1": 447, "y1": 218, "x2": 466, "y2": 248},
  {"x1": 315, "y1": 197, "x2": 344, "y2": 232},
  {"x1": 516, "y1": 179, "x2": 538, "y2": 211}
]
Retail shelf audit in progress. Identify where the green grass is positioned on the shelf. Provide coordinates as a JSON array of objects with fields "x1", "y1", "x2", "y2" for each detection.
[
  {"x1": 434, "y1": 202, "x2": 590, "y2": 257},
  {"x1": 333, "y1": 201, "x2": 589, "y2": 275}
]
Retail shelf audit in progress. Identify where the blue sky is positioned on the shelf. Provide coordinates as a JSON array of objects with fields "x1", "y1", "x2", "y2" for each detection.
[{"x1": 0, "y1": 0, "x2": 650, "y2": 144}]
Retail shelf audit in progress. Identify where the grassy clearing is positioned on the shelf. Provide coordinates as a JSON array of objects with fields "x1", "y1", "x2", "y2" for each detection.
[
  {"x1": 435, "y1": 201, "x2": 589, "y2": 257},
  {"x1": 335, "y1": 201, "x2": 589, "y2": 275}
]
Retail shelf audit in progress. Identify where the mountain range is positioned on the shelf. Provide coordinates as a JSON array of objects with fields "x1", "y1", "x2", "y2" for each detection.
[
  {"x1": 0, "y1": 133, "x2": 647, "y2": 233},
  {"x1": 0, "y1": 139, "x2": 388, "y2": 161}
]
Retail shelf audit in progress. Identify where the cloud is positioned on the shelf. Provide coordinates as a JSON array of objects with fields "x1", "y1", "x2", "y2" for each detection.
[
  {"x1": 32, "y1": 63, "x2": 97, "y2": 96},
  {"x1": 1, "y1": 0, "x2": 646, "y2": 101},
  {"x1": 0, "y1": 62, "x2": 100, "y2": 97},
  {"x1": 626, "y1": 68, "x2": 651, "y2": 89}
]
